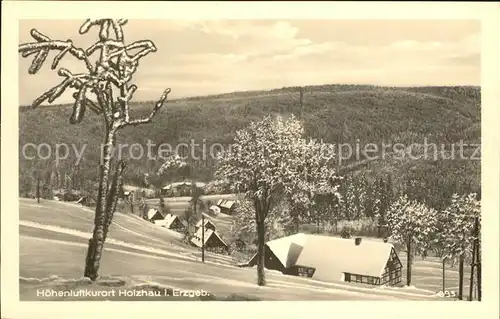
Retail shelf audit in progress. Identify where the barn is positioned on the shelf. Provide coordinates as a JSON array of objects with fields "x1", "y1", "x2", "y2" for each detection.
[
  {"x1": 190, "y1": 228, "x2": 228, "y2": 254},
  {"x1": 243, "y1": 233, "x2": 403, "y2": 286}
]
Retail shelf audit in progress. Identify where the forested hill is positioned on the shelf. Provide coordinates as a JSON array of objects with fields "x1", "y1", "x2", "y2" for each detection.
[{"x1": 19, "y1": 84, "x2": 481, "y2": 209}]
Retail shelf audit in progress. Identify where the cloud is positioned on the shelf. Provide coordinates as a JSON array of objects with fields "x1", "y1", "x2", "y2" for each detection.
[
  {"x1": 18, "y1": 19, "x2": 480, "y2": 106},
  {"x1": 441, "y1": 53, "x2": 480, "y2": 66}
]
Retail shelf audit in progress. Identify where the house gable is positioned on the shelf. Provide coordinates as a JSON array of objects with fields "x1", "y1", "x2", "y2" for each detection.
[
  {"x1": 147, "y1": 209, "x2": 163, "y2": 221},
  {"x1": 378, "y1": 247, "x2": 403, "y2": 286},
  {"x1": 165, "y1": 215, "x2": 186, "y2": 230},
  {"x1": 195, "y1": 219, "x2": 216, "y2": 231},
  {"x1": 246, "y1": 246, "x2": 287, "y2": 272},
  {"x1": 191, "y1": 228, "x2": 227, "y2": 251}
]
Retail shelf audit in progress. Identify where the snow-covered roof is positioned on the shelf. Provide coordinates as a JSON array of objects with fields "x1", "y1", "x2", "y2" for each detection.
[
  {"x1": 162, "y1": 181, "x2": 206, "y2": 190},
  {"x1": 165, "y1": 214, "x2": 186, "y2": 228},
  {"x1": 147, "y1": 208, "x2": 162, "y2": 220},
  {"x1": 296, "y1": 235, "x2": 395, "y2": 279},
  {"x1": 247, "y1": 234, "x2": 398, "y2": 281},
  {"x1": 209, "y1": 205, "x2": 221, "y2": 215},
  {"x1": 266, "y1": 233, "x2": 307, "y2": 268},
  {"x1": 154, "y1": 213, "x2": 186, "y2": 228},
  {"x1": 216, "y1": 199, "x2": 236, "y2": 209},
  {"x1": 195, "y1": 218, "x2": 216, "y2": 228},
  {"x1": 190, "y1": 228, "x2": 228, "y2": 248}
]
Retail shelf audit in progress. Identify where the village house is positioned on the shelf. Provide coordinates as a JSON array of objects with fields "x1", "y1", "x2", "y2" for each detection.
[
  {"x1": 122, "y1": 190, "x2": 133, "y2": 201},
  {"x1": 161, "y1": 181, "x2": 206, "y2": 197},
  {"x1": 154, "y1": 213, "x2": 187, "y2": 232},
  {"x1": 208, "y1": 205, "x2": 221, "y2": 216},
  {"x1": 146, "y1": 208, "x2": 164, "y2": 222},
  {"x1": 190, "y1": 227, "x2": 229, "y2": 254},
  {"x1": 195, "y1": 218, "x2": 216, "y2": 233},
  {"x1": 241, "y1": 233, "x2": 403, "y2": 286},
  {"x1": 216, "y1": 199, "x2": 237, "y2": 215}
]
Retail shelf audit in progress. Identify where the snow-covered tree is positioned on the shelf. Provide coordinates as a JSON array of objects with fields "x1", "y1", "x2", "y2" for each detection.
[
  {"x1": 230, "y1": 200, "x2": 280, "y2": 245},
  {"x1": 386, "y1": 194, "x2": 438, "y2": 286},
  {"x1": 157, "y1": 152, "x2": 187, "y2": 175},
  {"x1": 214, "y1": 115, "x2": 340, "y2": 286},
  {"x1": 373, "y1": 174, "x2": 394, "y2": 237},
  {"x1": 189, "y1": 180, "x2": 205, "y2": 220},
  {"x1": 437, "y1": 193, "x2": 480, "y2": 299},
  {"x1": 342, "y1": 175, "x2": 357, "y2": 220},
  {"x1": 19, "y1": 19, "x2": 170, "y2": 280}
]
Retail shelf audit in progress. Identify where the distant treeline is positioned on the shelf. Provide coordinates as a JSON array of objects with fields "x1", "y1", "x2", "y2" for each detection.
[{"x1": 19, "y1": 84, "x2": 480, "y2": 209}]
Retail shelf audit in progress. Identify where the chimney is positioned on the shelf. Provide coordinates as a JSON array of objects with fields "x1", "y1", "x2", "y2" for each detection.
[{"x1": 355, "y1": 237, "x2": 362, "y2": 246}]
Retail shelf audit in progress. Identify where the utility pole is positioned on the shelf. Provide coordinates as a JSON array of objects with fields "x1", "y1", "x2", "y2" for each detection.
[
  {"x1": 201, "y1": 213, "x2": 205, "y2": 263},
  {"x1": 442, "y1": 257, "x2": 446, "y2": 293},
  {"x1": 458, "y1": 254, "x2": 464, "y2": 300},
  {"x1": 36, "y1": 174, "x2": 40, "y2": 203},
  {"x1": 299, "y1": 86, "x2": 304, "y2": 119},
  {"x1": 338, "y1": 117, "x2": 346, "y2": 169}
]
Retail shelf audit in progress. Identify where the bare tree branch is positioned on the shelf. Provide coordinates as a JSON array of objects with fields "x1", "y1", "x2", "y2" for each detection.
[
  {"x1": 95, "y1": 89, "x2": 111, "y2": 126},
  {"x1": 79, "y1": 19, "x2": 128, "y2": 41},
  {"x1": 104, "y1": 82, "x2": 116, "y2": 111},
  {"x1": 79, "y1": 19, "x2": 107, "y2": 35},
  {"x1": 110, "y1": 19, "x2": 127, "y2": 41},
  {"x1": 118, "y1": 88, "x2": 171, "y2": 128},
  {"x1": 126, "y1": 40, "x2": 157, "y2": 61},
  {"x1": 86, "y1": 40, "x2": 125, "y2": 57},
  {"x1": 19, "y1": 29, "x2": 94, "y2": 73},
  {"x1": 70, "y1": 85, "x2": 89, "y2": 124},
  {"x1": 124, "y1": 85, "x2": 138, "y2": 102},
  {"x1": 86, "y1": 97, "x2": 103, "y2": 115}
]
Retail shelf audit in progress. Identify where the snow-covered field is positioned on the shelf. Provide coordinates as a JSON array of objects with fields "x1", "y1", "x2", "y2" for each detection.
[{"x1": 19, "y1": 198, "x2": 457, "y2": 301}]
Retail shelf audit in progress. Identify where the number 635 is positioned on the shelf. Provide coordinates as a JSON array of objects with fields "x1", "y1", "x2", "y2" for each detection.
[{"x1": 437, "y1": 291, "x2": 457, "y2": 297}]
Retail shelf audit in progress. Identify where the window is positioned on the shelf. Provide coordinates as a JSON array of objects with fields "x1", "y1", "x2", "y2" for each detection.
[
  {"x1": 297, "y1": 266, "x2": 315, "y2": 277},
  {"x1": 344, "y1": 273, "x2": 351, "y2": 282},
  {"x1": 344, "y1": 273, "x2": 378, "y2": 285}
]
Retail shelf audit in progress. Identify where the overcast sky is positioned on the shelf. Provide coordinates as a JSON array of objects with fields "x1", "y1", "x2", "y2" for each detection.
[{"x1": 18, "y1": 19, "x2": 480, "y2": 105}]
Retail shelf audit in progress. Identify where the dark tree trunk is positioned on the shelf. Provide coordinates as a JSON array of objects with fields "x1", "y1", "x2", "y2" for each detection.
[
  {"x1": 36, "y1": 175, "x2": 40, "y2": 203},
  {"x1": 103, "y1": 161, "x2": 126, "y2": 243},
  {"x1": 256, "y1": 217, "x2": 266, "y2": 286},
  {"x1": 476, "y1": 239, "x2": 481, "y2": 301},
  {"x1": 442, "y1": 258, "x2": 446, "y2": 293},
  {"x1": 299, "y1": 87, "x2": 304, "y2": 118},
  {"x1": 458, "y1": 254, "x2": 465, "y2": 300},
  {"x1": 406, "y1": 240, "x2": 412, "y2": 286},
  {"x1": 473, "y1": 216, "x2": 481, "y2": 301},
  {"x1": 469, "y1": 245, "x2": 476, "y2": 301},
  {"x1": 84, "y1": 127, "x2": 116, "y2": 281}
]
